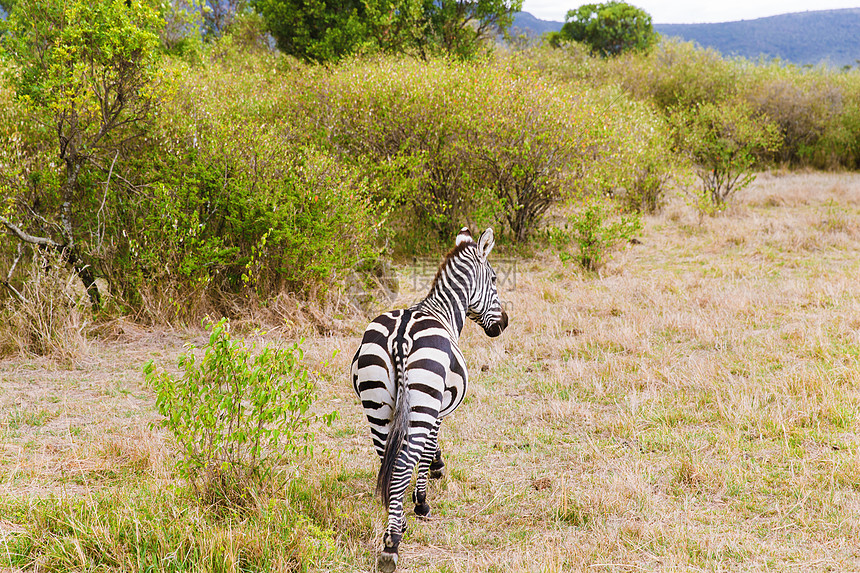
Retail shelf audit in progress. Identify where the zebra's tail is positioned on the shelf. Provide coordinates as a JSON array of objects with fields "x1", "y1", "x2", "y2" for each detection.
[{"x1": 376, "y1": 341, "x2": 411, "y2": 507}]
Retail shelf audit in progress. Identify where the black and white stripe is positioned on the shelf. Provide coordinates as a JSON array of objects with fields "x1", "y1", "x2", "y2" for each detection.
[{"x1": 351, "y1": 227, "x2": 509, "y2": 572}]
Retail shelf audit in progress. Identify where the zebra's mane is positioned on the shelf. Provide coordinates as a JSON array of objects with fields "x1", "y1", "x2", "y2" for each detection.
[{"x1": 428, "y1": 240, "x2": 474, "y2": 293}]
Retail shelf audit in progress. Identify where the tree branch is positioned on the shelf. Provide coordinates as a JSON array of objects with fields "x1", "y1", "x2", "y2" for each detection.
[
  {"x1": 0, "y1": 215, "x2": 62, "y2": 248},
  {"x1": 2, "y1": 242, "x2": 29, "y2": 305},
  {"x1": 87, "y1": 156, "x2": 143, "y2": 192}
]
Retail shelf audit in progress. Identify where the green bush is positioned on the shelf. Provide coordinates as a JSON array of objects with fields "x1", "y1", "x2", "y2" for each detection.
[
  {"x1": 98, "y1": 48, "x2": 383, "y2": 320},
  {"x1": 0, "y1": 0, "x2": 162, "y2": 311},
  {"x1": 144, "y1": 318, "x2": 335, "y2": 506},
  {"x1": 743, "y1": 65, "x2": 845, "y2": 166},
  {"x1": 813, "y1": 90, "x2": 860, "y2": 169},
  {"x1": 305, "y1": 56, "x2": 599, "y2": 244},
  {"x1": 252, "y1": 0, "x2": 520, "y2": 63},
  {"x1": 607, "y1": 39, "x2": 741, "y2": 111},
  {"x1": 584, "y1": 89, "x2": 676, "y2": 213},
  {"x1": 594, "y1": 39, "x2": 860, "y2": 170},
  {"x1": 466, "y1": 73, "x2": 594, "y2": 242},
  {"x1": 549, "y1": 196, "x2": 641, "y2": 272},
  {"x1": 670, "y1": 100, "x2": 782, "y2": 211}
]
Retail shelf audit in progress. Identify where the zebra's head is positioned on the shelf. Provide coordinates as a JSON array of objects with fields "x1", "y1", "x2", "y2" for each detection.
[{"x1": 458, "y1": 227, "x2": 509, "y2": 338}]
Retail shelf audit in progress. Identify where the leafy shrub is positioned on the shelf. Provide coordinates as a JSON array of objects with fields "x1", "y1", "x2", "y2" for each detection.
[
  {"x1": 607, "y1": 39, "x2": 741, "y2": 111},
  {"x1": 812, "y1": 91, "x2": 860, "y2": 170},
  {"x1": 584, "y1": 89, "x2": 676, "y2": 213},
  {"x1": 549, "y1": 196, "x2": 641, "y2": 272},
  {"x1": 99, "y1": 49, "x2": 383, "y2": 320},
  {"x1": 306, "y1": 56, "x2": 598, "y2": 244},
  {"x1": 743, "y1": 66, "x2": 844, "y2": 166},
  {"x1": 467, "y1": 74, "x2": 594, "y2": 242},
  {"x1": 253, "y1": 0, "x2": 520, "y2": 63},
  {"x1": 1, "y1": 0, "x2": 162, "y2": 312},
  {"x1": 596, "y1": 39, "x2": 860, "y2": 171},
  {"x1": 670, "y1": 100, "x2": 782, "y2": 211},
  {"x1": 144, "y1": 318, "x2": 334, "y2": 506},
  {"x1": 157, "y1": 0, "x2": 204, "y2": 56}
]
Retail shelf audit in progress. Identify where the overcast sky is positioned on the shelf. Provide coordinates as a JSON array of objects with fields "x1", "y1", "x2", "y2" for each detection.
[{"x1": 520, "y1": 0, "x2": 860, "y2": 23}]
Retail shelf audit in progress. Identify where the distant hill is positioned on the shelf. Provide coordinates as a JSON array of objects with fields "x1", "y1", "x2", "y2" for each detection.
[
  {"x1": 509, "y1": 11, "x2": 564, "y2": 38},
  {"x1": 511, "y1": 8, "x2": 860, "y2": 67}
]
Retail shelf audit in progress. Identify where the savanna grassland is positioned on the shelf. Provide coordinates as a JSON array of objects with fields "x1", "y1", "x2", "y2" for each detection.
[{"x1": 3, "y1": 171, "x2": 860, "y2": 572}]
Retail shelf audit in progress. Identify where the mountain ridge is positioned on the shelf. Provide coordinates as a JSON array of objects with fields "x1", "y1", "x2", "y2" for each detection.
[{"x1": 510, "y1": 8, "x2": 860, "y2": 67}]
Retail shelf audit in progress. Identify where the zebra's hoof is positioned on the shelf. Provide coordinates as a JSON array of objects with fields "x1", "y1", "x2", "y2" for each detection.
[
  {"x1": 378, "y1": 551, "x2": 398, "y2": 572},
  {"x1": 429, "y1": 464, "x2": 446, "y2": 480},
  {"x1": 414, "y1": 501, "x2": 431, "y2": 517}
]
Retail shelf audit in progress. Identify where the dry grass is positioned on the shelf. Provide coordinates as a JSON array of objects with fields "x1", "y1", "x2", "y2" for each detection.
[
  {"x1": 3, "y1": 171, "x2": 860, "y2": 571},
  {"x1": 0, "y1": 252, "x2": 90, "y2": 362}
]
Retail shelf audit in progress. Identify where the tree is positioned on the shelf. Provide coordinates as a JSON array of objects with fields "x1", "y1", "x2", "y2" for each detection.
[
  {"x1": 252, "y1": 0, "x2": 521, "y2": 62},
  {"x1": 423, "y1": 0, "x2": 522, "y2": 60},
  {"x1": 551, "y1": 1, "x2": 656, "y2": 57},
  {"x1": 201, "y1": 0, "x2": 249, "y2": 36},
  {"x1": 253, "y1": 0, "x2": 375, "y2": 61},
  {"x1": 0, "y1": 0, "x2": 160, "y2": 310},
  {"x1": 670, "y1": 101, "x2": 782, "y2": 211}
]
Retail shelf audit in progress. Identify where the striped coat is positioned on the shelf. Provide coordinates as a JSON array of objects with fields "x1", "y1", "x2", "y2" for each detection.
[{"x1": 351, "y1": 227, "x2": 508, "y2": 572}]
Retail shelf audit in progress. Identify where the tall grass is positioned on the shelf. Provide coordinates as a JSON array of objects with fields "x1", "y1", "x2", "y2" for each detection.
[
  {"x1": 0, "y1": 250, "x2": 88, "y2": 361},
  {"x1": 5, "y1": 173, "x2": 860, "y2": 571}
]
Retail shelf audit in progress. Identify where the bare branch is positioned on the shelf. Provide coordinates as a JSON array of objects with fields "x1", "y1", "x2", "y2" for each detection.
[
  {"x1": 2, "y1": 242, "x2": 30, "y2": 305},
  {"x1": 7, "y1": 242, "x2": 25, "y2": 280},
  {"x1": 0, "y1": 215, "x2": 62, "y2": 248},
  {"x1": 87, "y1": 156, "x2": 144, "y2": 192},
  {"x1": 24, "y1": 202, "x2": 57, "y2": 235},
  {"x1": 96, "y1": 150, "x2": 118, "y2": 253}
]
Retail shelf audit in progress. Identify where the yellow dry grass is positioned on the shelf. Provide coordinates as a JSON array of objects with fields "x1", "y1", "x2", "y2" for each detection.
[{"x1": 2, "y1": 171, "x2": 860, "y2": 571}]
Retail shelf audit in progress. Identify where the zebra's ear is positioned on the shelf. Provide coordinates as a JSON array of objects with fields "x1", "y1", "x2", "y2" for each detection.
[
  {"x1": 456, "y1": 227, "x2": 472, "y2": 246},
  {"x1": 477, "y1": 228, "x2": 495, "y2": 260}
]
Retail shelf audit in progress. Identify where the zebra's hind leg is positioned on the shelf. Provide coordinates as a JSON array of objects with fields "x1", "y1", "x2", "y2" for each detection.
[
  {"x1": 426, "y1": 419, "x2": 445, "y2": 480},
  {"x1": 378, "y1": 529, "x2": 402, "y2": 573},
  {"x1": 429, "y1": 447, "x2": 445, "y2": 479},
  {"x1": 378, "y1": 491, "x2": 406, "y2": 572},
  {"x1": 379, "y1": 448, "x2": 420, "y2": 572},
  {"x1": 412, "y1": 420, "x2": 441, "y2": 517}
]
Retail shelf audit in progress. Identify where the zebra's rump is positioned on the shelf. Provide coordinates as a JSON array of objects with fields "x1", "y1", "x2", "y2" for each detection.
[{"x1": 351, "y1": 308, "x2": 468, "y2": 437}]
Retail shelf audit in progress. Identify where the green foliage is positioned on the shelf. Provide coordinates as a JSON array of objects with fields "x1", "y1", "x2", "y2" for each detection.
[
  {"x1": 423, "y1": 0, "x2": 523, "y2": 60},
  {"x1": 812, "y1": 91, "x2": 860, "y2": 170},
  {"x1": 252, "y1": 0, "x2": 385, "y2": 62},
  {"x1": 0, "y1": 0, "x2": 161, "y2": 310},
  {"x1": 4, "y1": 8, "x2": 858, "y2": 330},
  {"x1": 549, "y1": 196, "x2": 641, "y2": 272},
  {"x1": 157, "y1": 0, "x2": 205, "y2": 57},
  {"x1": 596, "y1": 39, "x2": 860, "y2": 170},
  {"x1": 306, "y1": 57, "x2": 598, "y2": 244},
  {"x1": 3, "y1": 0, "x2": 161, "y2": 150},
  {"x1": 552, "y1": 1, "x2": 657, "y2": 57},
  {"x1": 742, "y1": 64, "x2": 854, "y2": 167},
  {"x1": 670, "y1": 100, "x2": 782, "y2": 210},
  {"x1": 252, "y1": 0, "x2": 521, "y2": 62},
  {"x1": 97, "y1": 48, "x2": 384, "y2": 319},
  {"x1": 144, "y1": 318, "x2": 335, "y2": 506},
  {"x1": 468, "y1": 74, "x2": 592, "y2": 242},
  {"x1": 584, "y1": 89, "x2": 676, "y2": 214},
  {"x1": 606, "y1": 39, "x2": 741, "y2": 110}
]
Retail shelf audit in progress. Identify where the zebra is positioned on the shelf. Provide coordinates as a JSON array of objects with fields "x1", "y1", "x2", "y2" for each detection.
[{"x1": 351, "y1": 227, "x2": 509, "y2": 572}]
